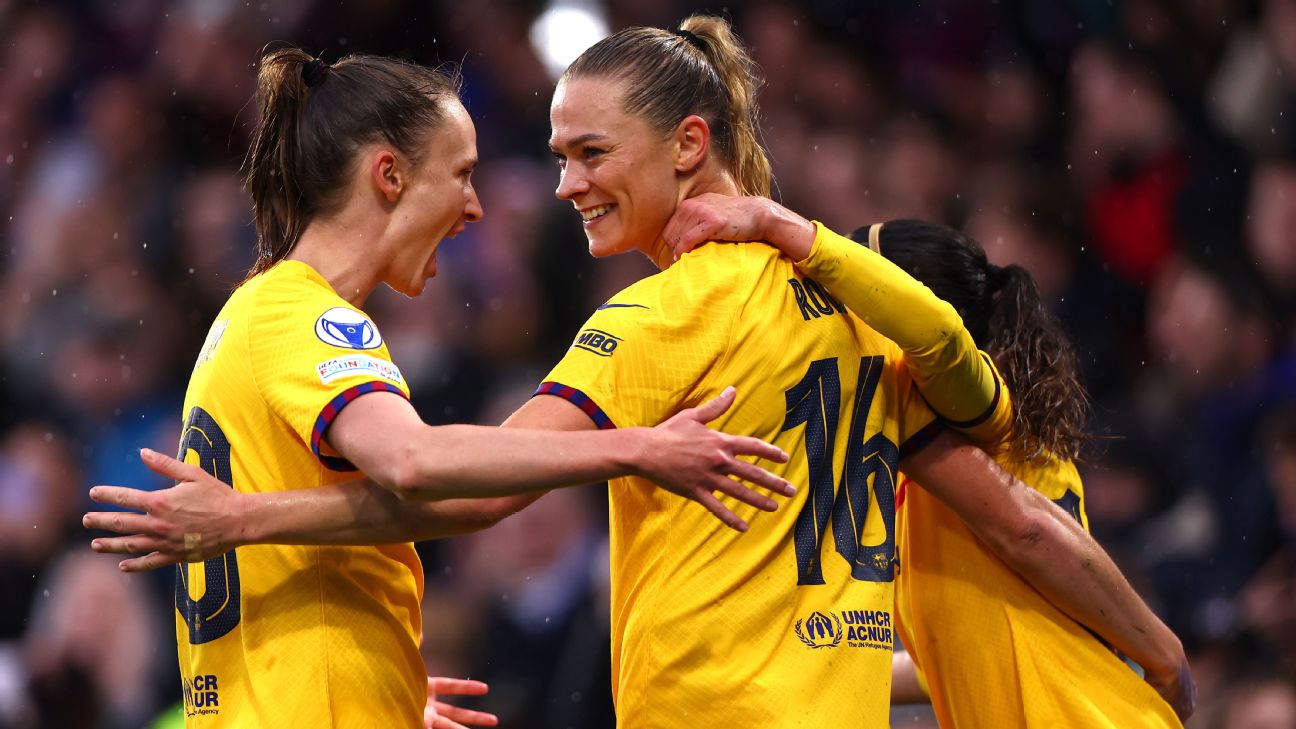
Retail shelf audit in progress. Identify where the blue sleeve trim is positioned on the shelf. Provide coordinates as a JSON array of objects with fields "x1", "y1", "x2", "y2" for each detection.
[
  {"x1": 919, "y1": 353, "x2": 1003, "y2": 429},
  {"x1": 311, "y1": 380, "x2": 407, "y2": 471},
  {"x1": 533, "y1": 381, "x2": 616, "y2": 429},
  {"x1": 899, "y1": 419, "x2": 946, "y2": 461}
]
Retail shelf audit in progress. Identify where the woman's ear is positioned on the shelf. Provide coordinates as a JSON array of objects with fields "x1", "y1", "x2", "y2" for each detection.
[
  {"x1": 673, "y1": 115, "x2": 711, "y2": 174},
  {"x1": 369, "y1": 149, "x2": 403, "y2": 204}
]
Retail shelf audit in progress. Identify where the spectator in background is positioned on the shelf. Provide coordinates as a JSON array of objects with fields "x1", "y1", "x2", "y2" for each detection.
[
  {"x1": 1144, "y1": 252, "x2": 1293, "y2": 635},
  {"x1": 1244, "y1": 162, "x2": 1296, "y2": 332},
  {"x1": 1239, "y1": 409, "x2": 1296, "y2": 673},
  {"x1": 1218, "y1": 678, "x2": 1296, "y2": 729},
  {"x1": 22, "y1": 551, "x2": 164, "y2": 729},
  {"x1": 0, "y1": 427, "x2": 82, "y2": 641}
]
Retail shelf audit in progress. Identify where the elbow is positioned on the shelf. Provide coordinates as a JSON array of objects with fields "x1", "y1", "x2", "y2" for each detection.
[
  {"x1": 982, "y1": 507, "x2": 1056, "y2": 572},
  {"x1": 376, "y1": 443, "x2": 448, "y2": 501}
]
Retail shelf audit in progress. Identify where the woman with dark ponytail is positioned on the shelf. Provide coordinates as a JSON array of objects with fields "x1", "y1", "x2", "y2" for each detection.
[
  {"x1": 850, "y1": 221, "x2": 1182, "y2": 727},
  {"x1": 665, "y1": 200, "x2": 1192, "y2": 726},
  {"x1": 84, "y1": 44, "x2": 796, "y2": 728}
]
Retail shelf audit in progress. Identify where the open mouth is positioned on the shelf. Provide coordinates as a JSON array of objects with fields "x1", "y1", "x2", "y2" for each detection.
[{"x1": 579, "y1": 204, "x2": 614, "y2": 224}]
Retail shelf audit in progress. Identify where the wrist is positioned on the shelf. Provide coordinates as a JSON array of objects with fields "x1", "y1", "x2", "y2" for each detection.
[
  {"x1": 617, "y1": 428, "x2": 655, "y2": 479},
  {"x1": 762, "y1": 204, "x2": 815, "y2": 261},
  {"x1": 1140, "y1": 627, "x2": 1187, "y2": 680},
  {"x1": 228, "y1": 491, "x2": 257, "y2": 548}
]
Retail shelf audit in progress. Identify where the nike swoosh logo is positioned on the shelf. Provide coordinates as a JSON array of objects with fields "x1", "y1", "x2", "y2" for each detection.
[{"x1": 596, "y1": 303, "x2": 650, "y2": 310}]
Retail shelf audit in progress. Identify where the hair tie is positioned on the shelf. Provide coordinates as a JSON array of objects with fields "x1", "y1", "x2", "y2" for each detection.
[
  {"x1": 302, "y1": 58, "x2": 331, "y2": 88},
  {"x1": 867, "y1": 223, "x2": 883, "y2": 253},
  {"x1": 670, "y1": 27, "x2": 706, "y2": 52}
]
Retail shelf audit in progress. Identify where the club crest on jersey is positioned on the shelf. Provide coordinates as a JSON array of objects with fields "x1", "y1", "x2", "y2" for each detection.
[
  {"x1": 574, "y1": 328, "x2": 621, "y2": 357},
  {"x1": 315, "y1": 307, "x2": 382, "y2": 350},
  {"x1": 794, "y1": 611, "x2": 843, "y2": 649}
]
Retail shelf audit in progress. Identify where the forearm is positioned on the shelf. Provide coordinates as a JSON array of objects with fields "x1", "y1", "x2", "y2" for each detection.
[
  {"x1": 778, "y1": 216, "x2": 995, "y2": 423},
  {"x1": 239, "y1": 480, "x2": 533, "y2": 546},
  {"x1": 964, "y1": 472, "x2": 1184, "y2": 678},
  {"x1": 381, "y1": 424, "x2": 646, "y2": 500},
  {"x1": 905, "y1": 435, "x2": 1186, "y2": 682}
]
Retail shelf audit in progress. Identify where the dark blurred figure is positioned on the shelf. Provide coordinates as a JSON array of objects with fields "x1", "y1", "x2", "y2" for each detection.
[
  {"x1": 1238, "y1": 410, "x2": 1296, "y2": 673},
  {"x1": 1143, "y1": 252, "x2": 1294, "y2": 637},
  {"x1": 22, "y1": 551, "x2": 165, "y2": 729},
  {"x1": 0, "y1": 427, "x2": 81, "y2": 641}
]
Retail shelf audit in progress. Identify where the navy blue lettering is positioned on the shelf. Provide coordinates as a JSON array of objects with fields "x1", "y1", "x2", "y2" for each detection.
[
  {"x1": 784, "y1": 357, "x2": 899, "y2": 586},
  {"x1": 789, "y1": 279, "x2": 817, "y2": 321},
  {"x1": 175, "y1": 408, "x2": 242, "y2": 645},
  {"x1": 803, "y1": 279, "x2": 842, "y2": 316}
]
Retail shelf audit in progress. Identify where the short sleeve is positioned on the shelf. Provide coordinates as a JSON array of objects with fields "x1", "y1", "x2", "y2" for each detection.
[
  {"x1": 248, "y1": 280, "x2": 410, "y2": 470},
  {"x1": 535, "y1": 266, "x2": 742, "y2": 429}
]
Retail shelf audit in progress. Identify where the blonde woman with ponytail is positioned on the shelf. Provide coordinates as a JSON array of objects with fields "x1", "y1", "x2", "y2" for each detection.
[{"x1": 540, "y1": 14, "x2": 1192, "y2": 726}]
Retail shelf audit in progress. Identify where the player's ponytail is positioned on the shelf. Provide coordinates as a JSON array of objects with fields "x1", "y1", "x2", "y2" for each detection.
[
  {"x1": 243, "y1": 46, "x2": 461, "y2": 280},
  {"x1": 984, "y1": 262, "x2": 1089, "y2": 461},
  {"x1": 852, "y1": 220, "x2": 1090, "y2": 462},
  {"x1": 678, "y1": 15, "x2": 772, "y2": 198},
  {"x1": 562, "y1": 15, "x2": 772, "y2": 197}
]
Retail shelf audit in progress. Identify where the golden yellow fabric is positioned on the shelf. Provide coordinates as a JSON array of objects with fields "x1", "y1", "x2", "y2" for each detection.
[
  {"x1": 801, "y1": 223, "x2": 1001, "y2": 426},
  {"x1": 895, "y1": 455, "x2": 1179, "y2": 728},
  {"x1": 538, "y1": 243, "x2": 943, "y2": 728},
  {"x1": 795, "y1": 225, "x2": 1179, "y2": 727},
  {"x1": 174, "y1": 260, "x2": 424, "y2": 728}
]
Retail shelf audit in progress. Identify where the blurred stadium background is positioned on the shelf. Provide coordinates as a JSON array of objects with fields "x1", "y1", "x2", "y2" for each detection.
[{"x1": 1, "y1": 0, "x2": 1294, "y2": 727}]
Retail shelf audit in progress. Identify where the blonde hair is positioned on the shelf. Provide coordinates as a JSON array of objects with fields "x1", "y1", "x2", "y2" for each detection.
[{"x1": 562, "y1": 15, "x2": 772, "y2": 197}]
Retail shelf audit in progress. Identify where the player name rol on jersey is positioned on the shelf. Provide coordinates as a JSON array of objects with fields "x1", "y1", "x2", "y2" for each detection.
[{"x1": 315, "y1": 306, "x2": 383, "y2": 350}]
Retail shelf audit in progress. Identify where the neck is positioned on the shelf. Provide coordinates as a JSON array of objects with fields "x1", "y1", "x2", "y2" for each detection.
[
  {"x1": 647, "y1": 168, "x2": 743, "y2": 270},
  {"x1": 288, "y1": 212, "x2": 386, "y2": 307}
]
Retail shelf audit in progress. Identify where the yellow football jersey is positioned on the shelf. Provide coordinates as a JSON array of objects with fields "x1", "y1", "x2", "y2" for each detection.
[
  {"x1": 174, "y1": 260, "x2": 424, "y2": 728},
  {"x1": 537, "y1": 243, "x2": 943, "y2": 728},
  {"x1": 795, "y1": 224, "x2": 1180, "y2": 727}
]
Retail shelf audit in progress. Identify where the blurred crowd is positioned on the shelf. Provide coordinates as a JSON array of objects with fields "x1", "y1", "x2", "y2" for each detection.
[{"x1": 0, "y1": 0, "x2": 1293, "y2": 727}]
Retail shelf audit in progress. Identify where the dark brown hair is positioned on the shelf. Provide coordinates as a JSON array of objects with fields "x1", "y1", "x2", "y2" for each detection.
[
  {"x1": 851, "y1": 220, "x2": 1091, "y2": 462},
  {"x1": 243, "y1": 47, "x2": 461, "y2": 278},
  {"x1": 561, "y1": 15, "x2": 772, "y2": 197}
]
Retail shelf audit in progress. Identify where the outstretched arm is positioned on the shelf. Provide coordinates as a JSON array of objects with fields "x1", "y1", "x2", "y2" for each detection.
[
  {"x1": 902, "y1": 431, "x2": 1195, "y2": 720},
  {"x1": 326, "y1": 386, "x2": 787, "y2": 507},
  {"x1": 663, "y1": 195, "x2": 998, "y2": 426},
  {"x1": 87, "y1": 389, "x2": 793, "y2": 570}
]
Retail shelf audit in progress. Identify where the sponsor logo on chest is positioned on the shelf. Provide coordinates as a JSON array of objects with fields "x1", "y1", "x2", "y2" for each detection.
[{"x1": 794, "y1": 609, "x2": 893, "y2": 651}]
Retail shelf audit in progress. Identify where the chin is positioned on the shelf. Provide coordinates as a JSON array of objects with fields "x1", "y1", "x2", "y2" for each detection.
[{"x1": 586, "y1": 233, "x2": 632, "y2": 259}]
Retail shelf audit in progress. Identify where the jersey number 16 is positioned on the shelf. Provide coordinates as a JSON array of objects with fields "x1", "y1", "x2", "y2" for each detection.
[{"x1": 783, "y1": 356, "x2": 899, "y2": 586}]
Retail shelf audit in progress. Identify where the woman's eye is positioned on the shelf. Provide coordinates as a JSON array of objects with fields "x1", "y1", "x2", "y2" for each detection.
[{"x1": 582, "y1": 147, "x2": 604, "y2": 160}]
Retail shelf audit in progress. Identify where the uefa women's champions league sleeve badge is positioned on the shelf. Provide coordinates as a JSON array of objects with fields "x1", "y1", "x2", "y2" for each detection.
[{"x1": 315, "y1": 307, "x2": 384, "y2": 350}]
